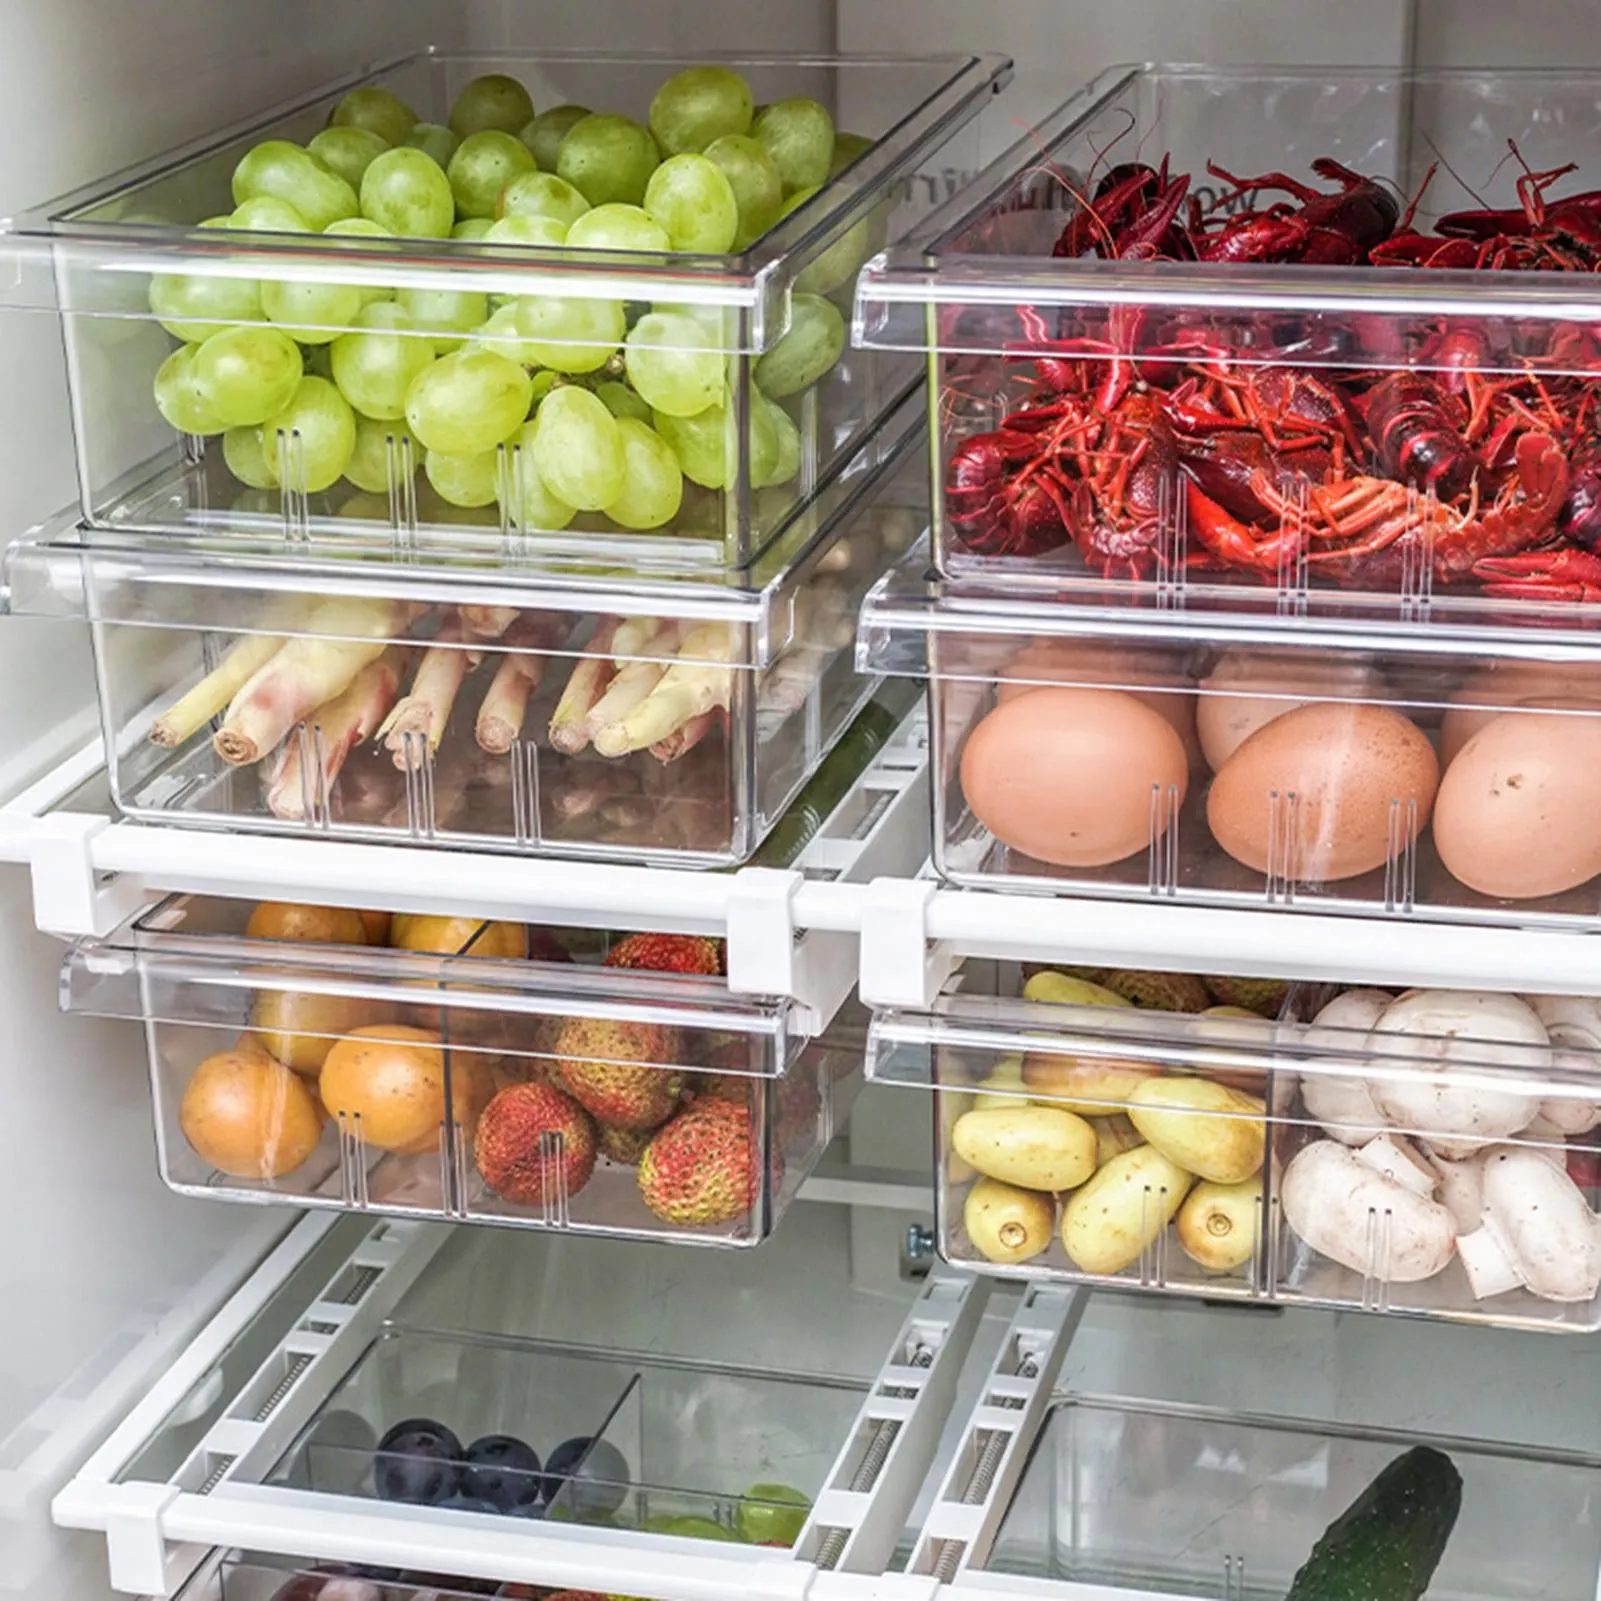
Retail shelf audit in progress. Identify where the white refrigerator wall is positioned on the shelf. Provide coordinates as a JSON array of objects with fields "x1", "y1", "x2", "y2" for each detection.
[{"x1": 0, "y1": 5, "x2": 457, "y2": 1598}]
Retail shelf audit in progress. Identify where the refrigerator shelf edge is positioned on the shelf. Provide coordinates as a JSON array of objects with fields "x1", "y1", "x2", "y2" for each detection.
[{"x1": 53, "y1": 1205, "x2": 989, "y2": 1601}]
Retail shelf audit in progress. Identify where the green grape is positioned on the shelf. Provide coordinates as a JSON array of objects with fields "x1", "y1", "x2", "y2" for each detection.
[
  {"x1": 829, "y1": 130, "x2": 873, "y2": 178},
  {"x1": 229, "y1": 196, "x2": 311, "y2": 232},
  {"x1": 644, "y1": 155, "x2": 738, "y2": 253},
  {"x1": 565, "y1": 203, "x2": 670, "y2": 254},
  {"x1": 330, "y1": 86, "x2": 419, "y2": 148},
  {"x1": 308, "y1": 127, "x2": 389, "y2": 191},
  {"x1": 149, "y1": 259, "x2": 262, "y2": 344},
  {"x1": 360, "y1": 148, "x2": 453, "y2": 238},
  {"x1": 484, "y1": 214, "x2": 568, "y2": 248},
  {"x1": 345, "y1": 414, "x2": 419, "y2": 493},
  {"x1": 752, "y1": 99, "x2": 835, "y2": 194},
  {"x1": 648, "y1": 66, "x2": 754, "y2": 156},
  {"x1": 323, "y1": 217, "x2": 395, "y2": 306},
  {"x1": 520, "y1": 104, "x2": 590, "y2": 171},
  {"x1": 556, "y1": 114, "x2": 660, "y2": 207},
  {"x1": 405, "y1": 348, "x2": 532, "y2": 454},
  {"x1": 260, "y1": 273, "x2": 364, "y2": 345},
  {"x1": 784, "y1": 187, "x2": 872, "y2": 295},
  {"x1": 406, "y1": 122, "x2": 459, "y2": 168},
  {"x1": 532, "y1": 386, "x2": 626, "y2": 510},
  {"x1": 703, "y1": 135, "x2": 783, "y2": 249},
  {"x1": 261, "y1": 375, "x2": 357, "y2": 493},
  {"x1": 512, "y1": 296, "x2": 626, "y2": 374},
  {"x1": 447, "y1": 130, "x2": 536, "y2": 219},
  {"x1": 652, "y1": 401, "x2": 733, "y2": 490},
  {"x1": 450, "y1": 74, "x2": 536, "y2": 139},
  {"x1": 395, "y1": 285, "x2": 490, "y2": 350},
  {"x1": 452, "y1": 217, "x2": 494, "y2": 241},
  {"x1": 232, "y1": 140, "x2": 358, "y2": 231},
  {"x1": 191, "y1": 324, "x2": 304, "y2": 427},
  {"x1": 604, "y1": 417, "x2": 684, "y2": 529},
  {"x1": 754, "y1": 390, "x2": 800, "y2": 488},
  {"x1": 223, "y1": 424, "x2": 278, "y2": 489},
  {"x1": 596, "y1": 380, "x2": 651, "y2": 424},
  {"x1": 468, "y1": 302, "x2": 542, "y2": 366},
  {"x1": 625, "y1": 311, "x2": 725, "y2": 417},
  {"x1": 753, "y1": 292, "x2": 845, "y2": 398},
  {"x1": 505, "y1": 420, "x2": 577, "y2": 531},
  {"x1": 330, "y1": 301, "x2": 436, "y2": 420},
  {"x1": 153, "y1": 344, "x2": 224, "y2": 435},
  {"x1": 497, "y1": 171, "x2": 590, "y2": 228},
  {"x1": 424, "y1": 445, "x2": 501, "y2": 507}
]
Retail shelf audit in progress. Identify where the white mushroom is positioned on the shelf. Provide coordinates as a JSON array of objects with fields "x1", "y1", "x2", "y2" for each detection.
[
  {"x1": 1523, "y1": 994, "x2": 1601, "y2": 1135},
  {"x1": 1280, "y1": 1140, "x2": 1456, "y2": 1283},
  {"x1": 1365, "y1": 990, "x2": 1547, "y2": 1159},
  {"x1": 1425, "y1": 1149, "x2": 1486, "y2": 1235},
  {"x1": 1298, "y1": 988, "x2": 1391, "y2": 1146},
  {"x1": 1457, "y1": 1146, "x2": 1601, "y2": 1304},
  {"x1": 1355, "y1": 1132, "x2": 1438, "y2": 1197}
]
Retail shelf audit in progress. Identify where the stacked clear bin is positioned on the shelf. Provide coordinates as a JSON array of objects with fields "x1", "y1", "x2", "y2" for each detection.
[
  {"x1": 851, "y1": 63, "x2": 1601, "y2": 1331},
  {"x1": 67, "y1": 893, "x2": 865, "y2": 1246},
  {"x1": 870, "y1": 960, "x2": 1601, "y2": 1331}
]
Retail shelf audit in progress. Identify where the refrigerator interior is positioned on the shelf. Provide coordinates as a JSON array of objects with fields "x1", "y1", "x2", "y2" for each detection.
[{"x1": 8, "y1": 3, "x2": 1601, "y2": 1601}]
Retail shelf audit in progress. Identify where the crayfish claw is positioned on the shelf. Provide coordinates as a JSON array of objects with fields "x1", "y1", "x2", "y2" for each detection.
[{"x1": 1474, "y1": 547, "x2": 1601, "y2": 602}]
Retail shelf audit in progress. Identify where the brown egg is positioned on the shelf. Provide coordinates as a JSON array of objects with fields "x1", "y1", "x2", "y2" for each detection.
[
  {"x1": 1434, "y1": 707, "x2": 1601, "y2": 898},
  {"x1": 995, "y1": 638, "x2": 1201, "y2": 766},
  {"x1": 245, "y1": 901, "x2": 368, "y2": 946},
  {"x1": 179, "y1": 1045, "x2": 325, "y2": 1178},
  {"x1": 1196, "y1": 649, "x2": 1386, "y2": 772},
  {"x1": 1207, "y1": 702, "x2": 1439, "y2": 883},
  {"x1": 1439, "y1": 661, "x2": 1601, "y2": 767},
  {"x1": 959, "y1": 687, "x2": 1190, "y2": 868}
]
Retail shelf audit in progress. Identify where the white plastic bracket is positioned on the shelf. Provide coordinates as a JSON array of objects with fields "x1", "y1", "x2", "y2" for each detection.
[
  {"x1": 726, "y1": 866, "x2": 803, "y2": 1000},
  {"x1": 794, "y1": 1273, "x2": 991, "y2": 1577},
  {"x1": 858, "y1": 877, "x2": 957, "y2": 1009},
  {"x1": 906, "y1": 1284, "x2": 1085, "y2": 1582},
  {"x1": 29, "y1": 812, "x2": 145, "y2": 939},
  {"x1": 102, "y1": 1482, "x2": 184, "y2": 1595}
]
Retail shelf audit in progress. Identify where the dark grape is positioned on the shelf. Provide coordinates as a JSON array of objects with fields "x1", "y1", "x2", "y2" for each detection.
[
  {"x1": 460, "y1": 1434, "x2": 543, "y2": 1511},
  {"x1": 373, "y1": 1417, "x2": 462, "y2": 1504},
  {"x1": 542, "y1": 1435, "x2": 631, "y2": 1516}
]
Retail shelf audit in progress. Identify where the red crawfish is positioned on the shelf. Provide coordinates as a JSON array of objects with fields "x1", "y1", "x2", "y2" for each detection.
[{"x1": 1192, "y1": 158, "x2": 1400, "y2": 264}]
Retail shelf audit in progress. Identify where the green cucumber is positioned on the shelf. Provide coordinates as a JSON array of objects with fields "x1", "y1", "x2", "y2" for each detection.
[{"x1": 1284, "y1": 1444, "x2": 1462, "y2": 1601}]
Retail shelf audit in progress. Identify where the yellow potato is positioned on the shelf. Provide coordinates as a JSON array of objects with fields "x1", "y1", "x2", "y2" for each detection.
[
  {"x1": 1127, "y1": 1076, "x2": 1266, "y2": 1183},
  {"x1": 972, "y1": 1054, "x2": 1030, "y2": 1113},
  {"x1": 1061, "y1": 1145, "x2": 1191, "y2": 1275},
  {"x1": 1177, "y1": 1178, "x2": 1262, "y2": 1273},
  {"x1": 1022, "y1": 1053, "x2": 1159, "y2": 1114},
  {"x1": 951, "y1": 1104, "x2": 1097, "y2": 1192},
  {"x1": 1094, "y1": 1114, "x2": 1144, "y2": 1166},
  {"x1": 963, "y1": 1178, "x2": 1056, "y2": 1266}
]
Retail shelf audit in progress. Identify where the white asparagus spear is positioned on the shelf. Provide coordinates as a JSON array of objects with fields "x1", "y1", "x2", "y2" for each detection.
[
  {"x1": 548, "y1": 617, "x2": 623, "y2": 755},
  {"x1": 266, "y1": 648, "x2": 406, "y2": 821},
  {"x1": 582, "y1": 621, "x2": 683, "y2": 746},
  {"x1": 476, "y1": 654, "x2": 547, "y2": 754},
  {"x1": 150, "y1": 632, "x2": 284, "y2": 747},
  {"x1": 592, "y1": 622, "x2": 734, "y2": 758},
  {"x1": 377, "y1": 624, "x2": 480, "y2": 770}
]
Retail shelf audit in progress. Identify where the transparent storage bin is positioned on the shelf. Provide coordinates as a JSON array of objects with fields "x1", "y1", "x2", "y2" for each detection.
[
  {"x1": 856, "y1": 64, "x2": 1601, "y2": 635},
  {"x1": 860, "y1": 565, "x2": 1601, "y2": 927},
  {"x1": 11, "y1": 46, "x2": 1005, "y2": 570},
  {"x1": 976, "y1": 1395, "x2": 1601, "y2": 1601},
  {"x1": 15, "y1": 397, "x2": 923, "y2": 866},
  {"x1": 869, "y1": 959, "x2": 1601, "y2": 1332},
  {"x1": 65, "y1": 893, "x2": 863, "y2": 1247}
]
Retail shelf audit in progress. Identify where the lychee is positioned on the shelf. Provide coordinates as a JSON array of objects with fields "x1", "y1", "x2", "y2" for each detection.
[
  {"x1": 1203, "y1": 975, "x2": 1291, "y2": 1016},
  {"x1": 685, "y1": 1071, "x2": 750, "y2": 1106},
  {"x1": 474, "y1": 1081, "x2": 596, "y2": 1208},
  {"x1": 554, "y1": 1016, "x2": 682, "y2": 1130},
  {"x1": 1100, "y1": 970, "x2": 1211, "y2": 1012},
  {"x1": 604, "y1": 932, "x2": 724, "y2": 975},
  {"x1": 597, "y1": 1122, "x2": 652, "y2": 1166},
  {"x1": 638, "y1": 1099, "x2": 767, "y2": 1227}
]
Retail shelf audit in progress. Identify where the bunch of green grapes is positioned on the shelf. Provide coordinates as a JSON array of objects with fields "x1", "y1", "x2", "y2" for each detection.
[{"x1": 147, "y1": 66, "x2": 870, "y2": 534}]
